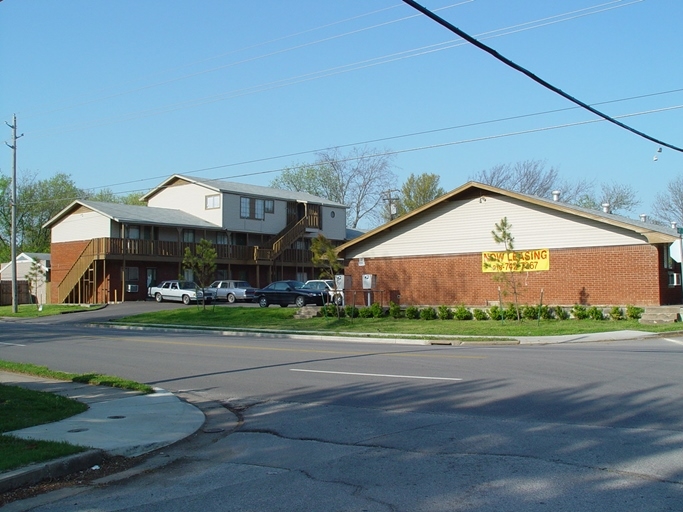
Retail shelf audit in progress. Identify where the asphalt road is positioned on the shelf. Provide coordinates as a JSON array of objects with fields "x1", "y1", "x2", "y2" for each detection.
[{"x1": 1, "y1": 304, "x2": 682, "y2": 511}]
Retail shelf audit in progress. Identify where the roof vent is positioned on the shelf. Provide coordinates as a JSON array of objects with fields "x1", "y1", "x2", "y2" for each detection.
[
  {"x1": 601, "y1": 203, "x2": 611, "y2": 214},
  {"x1": 552, "y1": 190, "x2": 561, "y2": 202},
  {"x1": 640, "y1": 214, "x2": 648, "y2": 223}
]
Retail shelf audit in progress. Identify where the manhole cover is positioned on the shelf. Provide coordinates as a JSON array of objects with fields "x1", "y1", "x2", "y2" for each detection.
[
  {"x1": 107, "y1": 415, "x2": 126, "y2": 419},
  {"x1": 67, "y1": 428, "x2": 89, "y2": 433}
]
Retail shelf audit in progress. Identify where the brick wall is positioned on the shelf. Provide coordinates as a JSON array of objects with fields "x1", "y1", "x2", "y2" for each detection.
[{"x1": 344, "y1": 244, "x2": 671, "y2": 307}]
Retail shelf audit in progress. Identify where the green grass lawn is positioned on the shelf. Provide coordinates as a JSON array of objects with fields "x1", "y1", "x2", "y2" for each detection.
[
  {"x1": 0, "y1": 304, "x2": 101, "y2": 318},
  {"x1": 115, "y1": 306, "x2": 683, "y2": 339},
  {"x1": 0, "y1": 384, "x2": 88, "y2": 472}
]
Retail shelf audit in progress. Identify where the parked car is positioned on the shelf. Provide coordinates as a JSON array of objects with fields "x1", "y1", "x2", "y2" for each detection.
[
  {"x1": 148, "y1": 280, "x2": 214, "y2": 305},
  {"x1": 254, "y1": 280, "x2": 324, "y2": 308},
  {"x1": 301, "y1": 279, "x2": 344, "y2": 305},
  {"x1": 207, "y1": 280, "x2": 256, "y2": 303}
]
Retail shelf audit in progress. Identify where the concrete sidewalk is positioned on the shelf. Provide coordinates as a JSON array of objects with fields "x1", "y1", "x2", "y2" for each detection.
[{"x1": 0, "y1": 371, "x2": 204, "y2": 493}]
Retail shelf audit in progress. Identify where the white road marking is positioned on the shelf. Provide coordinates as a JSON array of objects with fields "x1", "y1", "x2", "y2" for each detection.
[
  {"x1": 290, "y1": 369, "x2": 462, "y2": 381},
  {"x1": 0, "y1": 342, "x2": 25, "y2": 347},
  {"x1": 662, "y1": 338, "x2": 683, "y2": 345}
]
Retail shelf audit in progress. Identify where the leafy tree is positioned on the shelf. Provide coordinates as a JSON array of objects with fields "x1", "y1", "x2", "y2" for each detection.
[
  {"x1": 271, "y1": 146, "x2": 397, "y2": 228},
  {"x1": 483, "y1": 217, "x2": 523, "y2": 322},
  {"x1": 310, "y1": 234, "x2": 344, "y2": 318},
  {"x1": 85, "y1": 188, "x2": 145, "y2": 205},
  {"x1": 651, "y1": 176, "x2": 683, "y2": 227},
  {"x1": 182, "y1": 238, "x2": 217, "y2": 309},
  {"x1": 391, "y1": 172, "x2": 446, "y2": 219},
  {"x1": 0, "y1": 171, "x2": 84, "y2": 261},
  {"x1": 24, "y1": 260, "x2": 46, "y2": 308}
]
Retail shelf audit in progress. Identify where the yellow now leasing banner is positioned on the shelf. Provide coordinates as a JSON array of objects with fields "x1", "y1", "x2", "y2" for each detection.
[{"x1": 482, "y1": 249, "x2": 550, "y2": 272}]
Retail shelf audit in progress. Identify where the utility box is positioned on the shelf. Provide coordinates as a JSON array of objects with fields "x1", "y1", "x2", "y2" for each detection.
[
  {"x1": 362, "y1": 274, "x2": 376, "y2": 290},
  {"x1": 335, "y1": 275, "x2": 352, "y2": 290}
]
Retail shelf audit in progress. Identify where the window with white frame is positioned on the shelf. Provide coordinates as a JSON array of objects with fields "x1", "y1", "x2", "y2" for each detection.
[
  {"x1": 183, "y1": 269, "x2": 194, "y2": 282},
  {"x1": 216, "y1": 232, "x2": 228, "y2": 245},
  {"x1": 205, "y1": 194, "x2": 221, "y2": 210},
  {"x1": 265, "y1": 199, "x2": 274, "y2": 214}
]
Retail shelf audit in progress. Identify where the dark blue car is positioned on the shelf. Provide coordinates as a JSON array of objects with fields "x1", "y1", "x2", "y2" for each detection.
[{"x1": 254, "y1": 280, "x2": 325, "y2": 308}]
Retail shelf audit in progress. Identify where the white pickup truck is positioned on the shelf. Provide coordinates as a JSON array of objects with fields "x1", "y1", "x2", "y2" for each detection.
[{"x1": 148, "y1": 280, "x2": 214, "y2": 305}]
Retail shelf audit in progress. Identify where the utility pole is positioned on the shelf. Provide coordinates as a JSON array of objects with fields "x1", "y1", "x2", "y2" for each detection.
[
  {"x1": 383, "y1": 189, "x2": 400, "y2": 221},
  {"x1": 5, "y1": 115, "x2": 23, "y2": 313}
]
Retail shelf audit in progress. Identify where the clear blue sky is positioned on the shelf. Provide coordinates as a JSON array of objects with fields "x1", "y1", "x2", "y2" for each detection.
[{"x1": 1, "y1": 0, "x2": 681, "y2": 228}]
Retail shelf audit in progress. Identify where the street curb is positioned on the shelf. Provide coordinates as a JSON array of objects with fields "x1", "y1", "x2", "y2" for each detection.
[{"x1": 0, "y1": 450, "x2": 106, "y2": 494}]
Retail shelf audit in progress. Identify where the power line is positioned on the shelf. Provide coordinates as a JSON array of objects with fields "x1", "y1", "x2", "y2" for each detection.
[
  {"x1": 22, "y1": 1, "x2": 637, "y2": 138},
  {"x1": 402, "y1": 0, "x2": 683, "y2": 153},
  {"x1": 76, "y1": 88, "x2": 683, "y2": 194}
]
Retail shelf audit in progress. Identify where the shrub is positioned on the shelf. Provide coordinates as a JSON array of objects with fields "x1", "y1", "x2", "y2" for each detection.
[
  {"x1": 473, "y1": 308, "x2": 489, "y2": 321},
  {"x1": 505, "y1": 303, "x2": 519, "y2": 321},
  {"x1": 389, "y1": 301, "x2": 402, "y2": 319},
  {"x1": 572, "y1": 304, "x2": 589, "y2": 320},
  {"x1": 554, "y1": 306, "x2": 569, "y2": 320},
  {"x1": 626, "y1": 305, "x2": 644, "y2": 320},
  {"x1": 370, "y1": 302, "x2": 385, "y2": 318},
  {"x1": 539, "y1": 305, "x2": 553, "y2": 320},
  {"x1": 320, "y1": 304, "x2": 344, "y2": 318},
  {"x1": 488, "y1": 305, "x2": 503, "y2": 321},
  {"x1": 609, "y1": 306, "x2": 624, "y2": 320},
  {"x1": 345, "y1": 305, "x2": 359, "y2": 318},
  {"x1": 437, "y1": 305, "x2": 453, "y2": 320},
  {"x1": 522, "y1": 305, "x2": 538, "y2": 320},
  {"x1": 587, "y1": 306, "x2": 604, "y2": 320},
  {"x1": 405, "y1": 305, "x2": 420, "y2": 319},
  {"x1": 420, "y1": 307, "x2": 437, "y2": 320},
  {"x1": 358, "y1": 307, "x2": 373, "y2": 318},
  {"x1": 453, "y1": 305, "x2": 473, "y2": 320}
]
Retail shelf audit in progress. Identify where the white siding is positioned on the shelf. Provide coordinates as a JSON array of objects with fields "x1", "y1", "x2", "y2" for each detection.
[
  {"x1": 346, "y1": 196, "x2": 647, "y2": 258},
  {"x1": 221, "y1": 194, "x2": 286, "y2": 234},
  {"x1": 321, "y1": 206, "x2": 346, "y2": 240},
  {"x1": 147, "y1": 182, "x2": 223, "y2": 225},
  {"x1": 51, "y1": 211, "x2": 112, "y2": 243}
]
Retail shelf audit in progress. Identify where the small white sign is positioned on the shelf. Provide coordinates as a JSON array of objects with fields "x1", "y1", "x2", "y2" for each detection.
[{"x1": 358, "y1": 257, "x2": 365, "y2": 267}]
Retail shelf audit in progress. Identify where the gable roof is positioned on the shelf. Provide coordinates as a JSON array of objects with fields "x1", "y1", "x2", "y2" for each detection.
[
  {"x1": 141, "y1": 174, "x2": 348, "y2": 208},
  {"x1": 336, "y1": 181, "x2": 679, "y2": 254},
  {"x1": 0, "y1": 252, "x2": 50, "y2": 275},
  {"x1": 43, "y1": 200, "x2": 221, "y2": 230}
]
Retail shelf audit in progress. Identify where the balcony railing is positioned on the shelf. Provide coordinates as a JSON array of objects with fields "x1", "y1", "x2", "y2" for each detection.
[{"x1": 86, "y1": 238, "x2": 312, "y2": 264}]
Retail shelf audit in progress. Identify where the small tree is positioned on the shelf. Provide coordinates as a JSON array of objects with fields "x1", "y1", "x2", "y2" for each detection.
[
  {"x1": 483, "y1": 217, "x2": 523, "y2": 321},
  {"x1": 310, "y1": 234, "x2": 344, "y2": 318},
  {"x1": 25, "y1": 260, "x2": 46, "y2": 309},
  {"x1": 182, "y1": 238, "x2": 217, "y2": 309}
]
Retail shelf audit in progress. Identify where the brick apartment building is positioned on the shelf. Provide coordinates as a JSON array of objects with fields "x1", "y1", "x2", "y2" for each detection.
[
  {"x1": 335, "y1": 182, "x2": 683, "y2": 308},
  {"x1": 44, "y1": 175, "x2": 348, "y2": 304}
]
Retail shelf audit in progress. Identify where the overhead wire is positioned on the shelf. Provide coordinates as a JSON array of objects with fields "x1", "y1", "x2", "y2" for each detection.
[
  {"x1": 402, "y1": 0, "x2": 683, "y2": 152},
  {"x1": 19, "y1": 100, "x2": 683, "y2": 209},
  {"x1": 26, "y1": 0, "x2": 642, "y2": 139}
]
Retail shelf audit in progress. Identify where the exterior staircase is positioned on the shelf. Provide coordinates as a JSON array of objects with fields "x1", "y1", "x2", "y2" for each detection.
[
  {"x1": 57, "y1": 240, "x2": 97, "y2": 303},
  {"x1": 639, "y1": 306, "x2": 682, "y2": 324},
  {"x1": 255, "y1": 217, "x2": 310, "y2": 262}
]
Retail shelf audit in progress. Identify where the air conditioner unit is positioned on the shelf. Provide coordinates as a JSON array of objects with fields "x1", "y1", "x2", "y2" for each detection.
[{"x1": 126, "y1": 284, "x2": 139, "y2": 293}]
